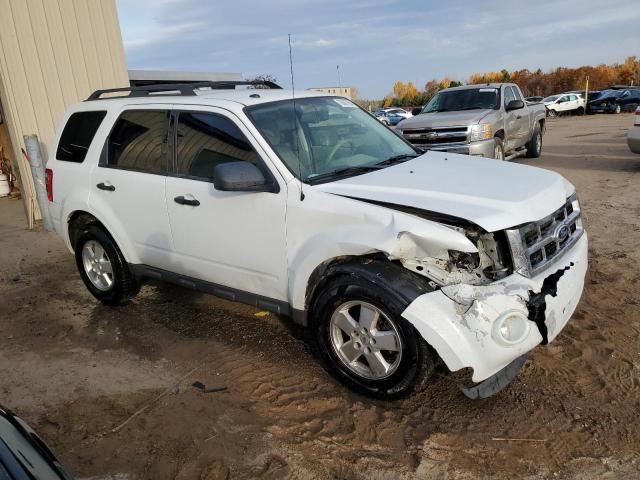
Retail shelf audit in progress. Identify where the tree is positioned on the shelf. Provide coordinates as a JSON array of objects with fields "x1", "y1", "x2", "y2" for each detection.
[{"x1": 245, "y1": 74, "x2": 278, "y2": 88}]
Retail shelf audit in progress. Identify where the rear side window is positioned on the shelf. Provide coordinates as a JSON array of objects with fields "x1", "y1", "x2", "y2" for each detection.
[
  {"x1": 107, "y1": 110, "x2": 169, "y2": 174},
  {"x1": 175, "y1": 112, "x2": 259, "y2": 181},
  {"x1": 56, "y1": 111, "x2": 107, "y2": 162}
]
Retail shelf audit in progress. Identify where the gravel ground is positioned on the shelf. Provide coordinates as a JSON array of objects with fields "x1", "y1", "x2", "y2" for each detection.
[{"x1": 0, "y1": 113, "x2": 639, "y2": 479}]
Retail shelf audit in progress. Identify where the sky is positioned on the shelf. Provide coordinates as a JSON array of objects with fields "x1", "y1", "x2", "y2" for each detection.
[{"x1": 116, "y1": 0, "x2": 640, "y2": 99}]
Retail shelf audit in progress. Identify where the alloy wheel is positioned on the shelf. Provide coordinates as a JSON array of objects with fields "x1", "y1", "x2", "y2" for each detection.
[
  {"x1": 329, "y1": 301, "x2": 403, "y2": 380},
  {"x1": 81, "y1": 240, "x2": 114, "y2": 291}
]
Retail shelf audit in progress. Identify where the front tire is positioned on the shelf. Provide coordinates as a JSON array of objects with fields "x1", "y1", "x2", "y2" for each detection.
[
  {"x1": 312, "y1": 275, "x2": 435, "y2": 399},
  {"x1": 493, "y1": 138, "x2": 505, "y2": 160},
  {"x1": 75, "y1": 225, "x2": 140, "y2": 305},
  {"x1": 525, "y1": 126, "x2": 543, "y2": 158}
]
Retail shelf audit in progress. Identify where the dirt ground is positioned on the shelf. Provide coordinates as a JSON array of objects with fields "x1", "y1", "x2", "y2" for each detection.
[{"x1": 1, "y1": 113, "x2": 639, "y2": 480}]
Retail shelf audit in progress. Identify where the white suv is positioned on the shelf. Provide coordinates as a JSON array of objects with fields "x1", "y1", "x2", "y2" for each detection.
[{"x1": 46, "y1": 82, "x2": 588, "y2": 400}]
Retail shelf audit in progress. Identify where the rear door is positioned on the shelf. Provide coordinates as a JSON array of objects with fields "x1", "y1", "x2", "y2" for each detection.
[
  {"x1": 90, "y1": 107, "x2": 174, "y2": 269},
  {"x1": 164, "y1": 107, "x2": 288, "y2": 301}
]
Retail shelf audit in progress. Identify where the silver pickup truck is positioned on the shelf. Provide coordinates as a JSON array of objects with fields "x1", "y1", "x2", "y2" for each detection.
[{"x1": 397, "y1": 83, "x2": 547, "y2": 160}]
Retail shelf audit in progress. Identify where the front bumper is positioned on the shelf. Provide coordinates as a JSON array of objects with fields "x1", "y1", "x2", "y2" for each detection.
[
  {"x1": 414, "y1": 138, "x2": 495, "y2": 158},
  {"x1": 402, "y1": 233, "x2": 588, "y2": 383}
]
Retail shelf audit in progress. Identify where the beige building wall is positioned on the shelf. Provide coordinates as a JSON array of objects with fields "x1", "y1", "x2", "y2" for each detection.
[
  {"x1": 307, "y1": 86, "x2": 356, "y2": 100},
  {"x1": 0, "y1": 0, "x2": 129, "y2": 226}
]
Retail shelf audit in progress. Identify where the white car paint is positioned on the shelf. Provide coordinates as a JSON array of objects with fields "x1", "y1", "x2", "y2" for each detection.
[
  {"x1": 47, "y1": 88, "x2": 588, "y2": 387},
  {"x1": 314, "y1": 152, "x2": 574, "y2": 232},
  {"x1": 544, "y1": 93, "x2": 584, "y2": 114}
]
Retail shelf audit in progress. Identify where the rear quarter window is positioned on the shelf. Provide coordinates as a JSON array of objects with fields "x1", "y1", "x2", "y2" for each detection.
[{"x1": 56, "y1": 111, "x2": 107, "y2": 162}]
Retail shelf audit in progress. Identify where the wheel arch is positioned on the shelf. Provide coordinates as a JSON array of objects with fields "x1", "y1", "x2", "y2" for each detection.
[
  {"x1": 66, "y1": 209, "x2": 135, "y2": 263},
  {"x1": 302, "y1": 255, "x2": 434, "y2": 327}
]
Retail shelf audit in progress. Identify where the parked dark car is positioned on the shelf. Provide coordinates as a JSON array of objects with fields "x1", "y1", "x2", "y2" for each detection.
[
  {"x1": 588, "y1": 89, "x2": 640, "y2": 114},
  {"x1": 0, "y1": 405, "x2": 72, "y2": 479},
  {"x1": 525, "y1": 96, "x2": 544, "y2": 103}
]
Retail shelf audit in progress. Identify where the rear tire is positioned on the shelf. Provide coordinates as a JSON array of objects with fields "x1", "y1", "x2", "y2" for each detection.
[
  {"x1": 75, "y1": 225, "x2": 140, "y2": 305},
  {"x1": 311, "y1": 275, "x2": 435, "y2": 399},
  {"x1": 525, "y1": 126, "x2": 543, "y2": 158}
]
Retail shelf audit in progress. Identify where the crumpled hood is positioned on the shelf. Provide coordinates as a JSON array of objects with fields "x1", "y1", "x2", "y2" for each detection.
[
  {"x1": 399, "y1": 109, "x2": 493, "y2": 129},
  {"x1": 313, "y1": 151, "x2": 574, "y2": 232}
]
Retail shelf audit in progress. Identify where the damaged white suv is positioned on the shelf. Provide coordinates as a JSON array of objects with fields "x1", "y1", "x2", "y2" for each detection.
[{"x1": 46, "y1": 82, "x2": 587, "y2": 400}]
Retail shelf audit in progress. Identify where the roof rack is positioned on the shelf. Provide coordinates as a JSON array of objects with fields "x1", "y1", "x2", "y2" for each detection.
[{"x1": 86, "y1": 80, "x2": 282, "y2": 101}]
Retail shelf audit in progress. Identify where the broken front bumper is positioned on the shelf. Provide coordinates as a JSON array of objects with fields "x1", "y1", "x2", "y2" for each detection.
[{"x1": 402, "y1": 233, "x2": 588, "y2": 383}]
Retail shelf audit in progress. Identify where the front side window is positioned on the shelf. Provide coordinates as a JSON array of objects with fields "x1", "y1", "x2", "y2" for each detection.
[
  {"x1": 56, "y1": 111, "x2": 107, "y2": 162},
  {"x1": 423, "y1": 88, "x2": 500, "y2": 113},
  {"x1": 175, "y1": 112, "x2": 259, "y2": 181},
  {"x1": 504, "y1": 87, "x2": 516, "y2": 106},
  {"x1": 107, "y1": 110, "x2": 169, "y2": 174},
  {"x1": 246, "y1": 97, "x2": 417, "y2": 183}
]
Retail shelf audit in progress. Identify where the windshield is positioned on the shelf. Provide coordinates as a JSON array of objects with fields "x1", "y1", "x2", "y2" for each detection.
[
  {"x1": 423, "y1": 88, "x2": 499, "y2": 113},
  {"x1": 246, "y1": 97, "x2": 417, "y2": 183},
  {"x1": 543, "y1": 95, "x2": 559, "y2": 103}
]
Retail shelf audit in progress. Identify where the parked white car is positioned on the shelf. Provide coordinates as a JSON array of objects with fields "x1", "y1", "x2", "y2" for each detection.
[
  {"x1": 544, "y1": 93, "x2": 585, "y2": 117},
  {"x1": 46, "y1": 82, "x2": 588, "y2": 400},
  {"x1": 628, "y1": 106, "x2": 640, "y2": 154},
  {"x1": 376, "y1": 107, "x2": 413, "y2": 119}
]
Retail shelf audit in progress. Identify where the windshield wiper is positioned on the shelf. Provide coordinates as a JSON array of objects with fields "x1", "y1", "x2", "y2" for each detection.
[
  {"x1": 305, "y1": 165, "x2": 382, "y2": 184},
  {"x1": 375, "y1": 153, "x2": 419, "y2": 167}
]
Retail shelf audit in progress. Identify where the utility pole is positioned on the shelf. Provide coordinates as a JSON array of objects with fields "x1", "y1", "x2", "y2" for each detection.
[{"x1": 585, "y1": 75, "x2": 590, "y2": 107}]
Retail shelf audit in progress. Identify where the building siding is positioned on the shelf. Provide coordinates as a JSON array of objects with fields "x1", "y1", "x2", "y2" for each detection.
[{"x1": 0, "y1": 0, "x2": 128, "y2": 225}]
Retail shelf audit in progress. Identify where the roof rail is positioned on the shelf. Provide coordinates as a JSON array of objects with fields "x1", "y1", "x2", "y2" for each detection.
[{"x1": 86, "y1": 80, "x2": 282, "y2": 101}]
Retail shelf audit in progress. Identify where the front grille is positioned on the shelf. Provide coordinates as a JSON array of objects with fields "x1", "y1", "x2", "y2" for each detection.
[
  {"x1": 402, "y1": 126, "x2": 468, "y2": 146},
  {"x1": 505, "y1": 194, "x2": 584, "y2": 277}
]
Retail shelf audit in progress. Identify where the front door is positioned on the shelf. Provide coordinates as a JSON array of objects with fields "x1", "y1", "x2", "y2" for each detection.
[
  {"x1": 90, "y1": 107, "x2": 174, "y2": 269},
  {"x1": 164, "y1": 107, "x2": 288, "y2": 301}
]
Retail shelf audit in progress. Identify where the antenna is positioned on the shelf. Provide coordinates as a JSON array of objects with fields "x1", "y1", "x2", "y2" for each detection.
[{"x1": 289, "y1": 33, "x2": 304, "y2": 201}]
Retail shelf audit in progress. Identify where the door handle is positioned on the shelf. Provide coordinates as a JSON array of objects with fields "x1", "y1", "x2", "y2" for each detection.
[
  {"x1": 174, "y1": 195, "x2": 200, "y2": 206},
  {"x1": 96, "y1": 182, "x2": 115, "y2": 191}
]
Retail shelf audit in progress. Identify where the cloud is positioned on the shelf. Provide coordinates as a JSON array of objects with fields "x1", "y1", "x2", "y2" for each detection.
[{"x1": 116, "y1": 0, "x2": 640, "y2": 98}]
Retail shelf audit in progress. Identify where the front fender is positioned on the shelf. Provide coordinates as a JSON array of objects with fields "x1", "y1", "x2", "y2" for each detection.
[{"x1": 286, "y1": 185, "x2": 477, "y2": 311}]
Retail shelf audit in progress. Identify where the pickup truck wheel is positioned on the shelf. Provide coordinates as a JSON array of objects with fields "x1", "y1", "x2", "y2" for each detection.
[
  {"x1": 525, "y1": 127, "x2": 543, "y2": 158},
  {"x1": 493, "y1": 138, "x2": 505, "y2": 160},
  {"x1": 75, "y1": 225, "x2": 140, "y2": 305},
  {"x1": 312, "y1": 275, "x2": 435, "y2": 399}
]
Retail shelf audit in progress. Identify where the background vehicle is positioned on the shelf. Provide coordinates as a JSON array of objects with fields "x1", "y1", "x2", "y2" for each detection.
[
  {"x1": 526, "y1": 96, "x2": 544, "y2": 103},
  {"x1": 373, "y1": 111, "x2": 390, "y2": 125},
  {"x1": 544, "y1": 93, "x2": 585, "y2": 117},
  {"x1": 396, "y1": 83, "x2": 546, "y2": 160},
  {"x1": 628, "y1": 106, "x2": 640, "y2": 153},
  {"x1": 46, "y1": 81, "x2": 586, "y2": 400},
  {"x1": 589, "y1": 89, "x2": 640, "y2": 114},
  {"x1": 0, "y1": 405, "x2": 73, "y2": 479},
  {"x1": 375, "y1": 107, "x2": 413, "y2": 120}
]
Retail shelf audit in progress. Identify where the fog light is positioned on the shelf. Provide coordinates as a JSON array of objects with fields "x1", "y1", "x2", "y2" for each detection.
[{"x1": 492, "y1": 310, "x2": 531, "y2": 345}]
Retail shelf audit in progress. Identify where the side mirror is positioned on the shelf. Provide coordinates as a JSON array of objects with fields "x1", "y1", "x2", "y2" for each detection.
[
  {"x1": 213, "y1": 162, "x2": 277, "y2": 193},
  {"x1": 506, "y1": 99, "x2": 525, "y2": 111},
  {"x1": 411, "y1": 107, "x2": 423, "y2": 116}
]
